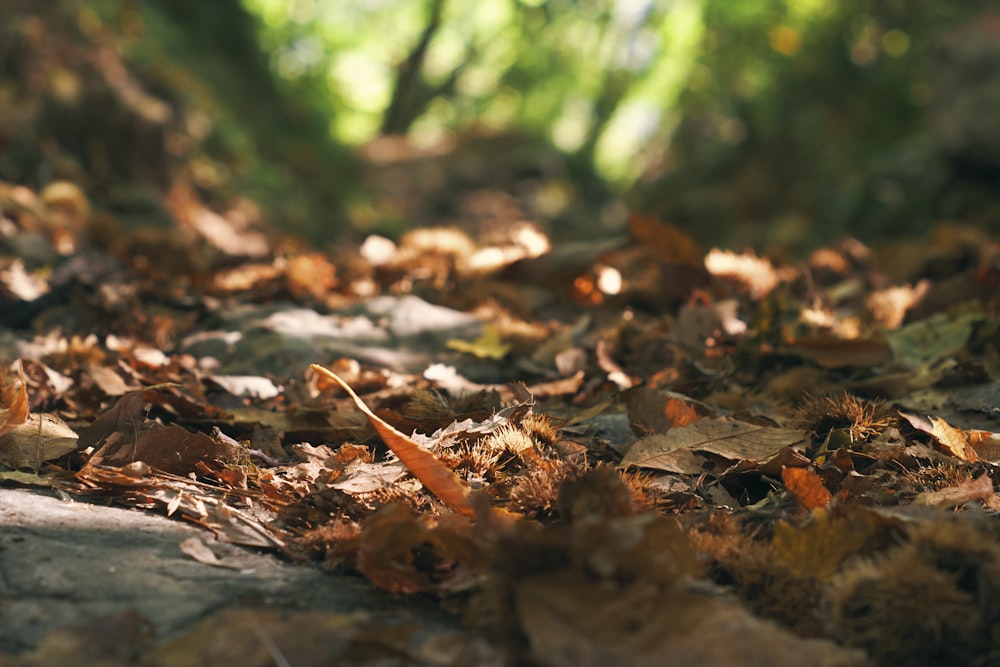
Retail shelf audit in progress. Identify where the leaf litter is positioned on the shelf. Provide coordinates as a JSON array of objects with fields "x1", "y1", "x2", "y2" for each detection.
[{"x1": 4, "y1": 178, "x2": 1000, "y2": 666}]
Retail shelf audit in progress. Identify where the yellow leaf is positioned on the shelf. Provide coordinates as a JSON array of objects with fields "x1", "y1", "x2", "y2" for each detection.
[
  {"x1": 445, "y1": 325, "x2": 511, "y2": 360},
  {"x1": 773, "y1": 507, "x2": 885, "y2": 579},
  {"x1": 929, "y1": 416, "x2": 979, "y2": 462}
]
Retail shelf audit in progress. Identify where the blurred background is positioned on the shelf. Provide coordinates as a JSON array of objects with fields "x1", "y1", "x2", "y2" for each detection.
[{"x1": 1, "y1": 0, "x2": 997, "y2": 255}]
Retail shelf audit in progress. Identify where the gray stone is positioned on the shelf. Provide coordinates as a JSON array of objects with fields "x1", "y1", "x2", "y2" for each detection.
[{"x1": 0, "y1": 488, "x2": 448, "y2": 655}]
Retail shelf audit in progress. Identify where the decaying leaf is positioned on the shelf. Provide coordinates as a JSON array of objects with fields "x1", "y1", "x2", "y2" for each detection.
[
  {"x1": 330, "y1": 459, "x2": 408, "y2": 494},
  {"x1": 76, "y1": 387, "x2": 239, "y2": 475},
  {"x1": 89, "y1": 421, "x2": 238, "y2": 475}
]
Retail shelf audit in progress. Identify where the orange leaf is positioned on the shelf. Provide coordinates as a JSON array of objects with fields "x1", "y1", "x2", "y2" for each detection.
[
  {"x1": 310, "y1": 364, "x2": 474, "y2": 517},
  {"x1": 781, "y1": 466, "x2": 832, "y2": 510},
  {"x1": 664, "y1": 398, "x2": 701, "y2": 429},
  {"x1": 0, "y1": 362, "x2": 28, "y2": 438},
  {"x1": 929, "y1": 416, "x2": 979, "y2": 462},
  {"x1": 967, "y1": 429, "x2": 1000, "y2": 461}
]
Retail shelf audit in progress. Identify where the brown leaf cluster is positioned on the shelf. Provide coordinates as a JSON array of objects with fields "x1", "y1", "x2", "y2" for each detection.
[{"x1": 5, "y1": 121, "x2": 1000, "y2": 667}]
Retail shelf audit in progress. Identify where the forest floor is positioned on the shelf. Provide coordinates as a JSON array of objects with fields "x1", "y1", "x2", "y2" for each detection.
[
  {"x1": 2, "y1": 172, "x2": 1000, "y2": 667},
  {"x1": 5, "y1": 4, "x2": 1000, "y2": 666}
]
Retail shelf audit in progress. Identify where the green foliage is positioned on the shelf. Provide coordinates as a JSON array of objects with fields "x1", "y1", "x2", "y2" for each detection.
[
  {"x1": 633, "y1": 1, "x2": 978, "y2": 250},
  {"x1": 240, "y1": 0, "x2": 986, "y2": 251},
  {"x1": 84, "y1": 0, "x2": 360, "y2": 238},
  {"x1": 242, "y1": 0, "x2": 705, "y2": 186}
]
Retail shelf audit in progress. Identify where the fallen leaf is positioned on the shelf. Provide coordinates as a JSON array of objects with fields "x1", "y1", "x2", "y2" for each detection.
[
  {"x1": 179, "y1": 536, "x2": 248, "y2": 571},
  {"x1": 967, "y1": 429, "x2": 1000, "y2": 461},
  {"x1": 526, "y1": 371, "x2": 585, "y2": 398},
  {"x1": 596, "y1": 339, "x2": 633, "y2": 389},
  {"x1": 781, "y1": 466, "x2": 833, "y2": 510},
  {"x1": 899, "y1": 411, "x2": 980, "y2": 462},
  {"x1": 0, "y1": 362, "x2": 28, "y2": 437},
  {"x1": 75, "y1": 389, "x2": 147, "y2": 453},
  {"x1": 705, "y1": 248, "x2": 782, "y2": 299},
  {"x1": 0, "y1": 412, "x2": 78, "y2": 471},
  {"x1": 888, "y1": 309, "x2": 981, "y2": 367},
  {"x1": 783, "y1": 338, "x2": 893, "y2": 368},
  {"x1": 929, "y1": 416, "x2": 979, "y2": 462},
  {"x1": 311, "y1": 363, "x2": 475, "y2": 516},
  {"x1": 621, "y1": 419, "x2": 809, "y2": 473},
  {"x1": 446, "y1": 324, "x2": 511, "y2": 359},
  {"x1": 89, "y1": 422, "x2": 238, "y2": 476},
  {"x1": 912, "y1": 473, "x2": 994, "y2": 508},
  {"x1": 86, "y1": 363, "x2": 134, "y2": 397},
  {"x1": 514, "y1": 570, "x2": 869, "y2": 667},
  {"x1": 624, "y1": 387, "x2": 711, "y2": 436},
  {"x1": 330, "y1": 459, "x2": 408, "y2": 495},
  {"x1": 773, "y1": 507, "x2": 887, "y2": 579},
  {"x1": 356, "y1": 504, "x2": 486, "y2": 594},
  {"x1": 628, "y1": 213, "x2": 703, "y2": 269},
  {"x1": 206, "y1": 374, "x2": 281, "y2": 399}
]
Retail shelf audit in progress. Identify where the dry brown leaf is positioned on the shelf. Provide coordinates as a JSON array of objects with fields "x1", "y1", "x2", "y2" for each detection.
[
  {"x1": 89, "y1": 422, "x2": 238, "y2": 475},
  {"x1": 624, "y1": 387, "x2": 711, "y2": 436},
  {"x1": 621, "y1": 419, "x2": 809, "y2": 473},
  {"x1": 178, "y1": 536, "x2": 246, "y2": 571},
  {"x1": 929, "y1": 416, "x2": 979, "y2": 462},
  {"x1": 356, "y1": 504, "x2": 486, "y2": 594},
  {"x1": 514, "y1": 570, "x2": 869, "y2": 667},
  {"x1": 0, "y1": 412, "x2": 78, "y2": 471},
  {"x1": 784, "y1": 338, "x2": 893, "y2": 368},
  {"x1": 311, "y1": 363, "x2": 475, "y2": 516},
  {"x1": 899, "y1": 411, "x2": 980, "y2": 462},
  {"x1": 913, "y1": 473, "x2": 994, "y2": 508},
  {"x1": 967, "y1": 429, "x2": 1000, "y2": 461},
  {"x1": 627, "y1": 213, "x2": 703, "y2": 269}
]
